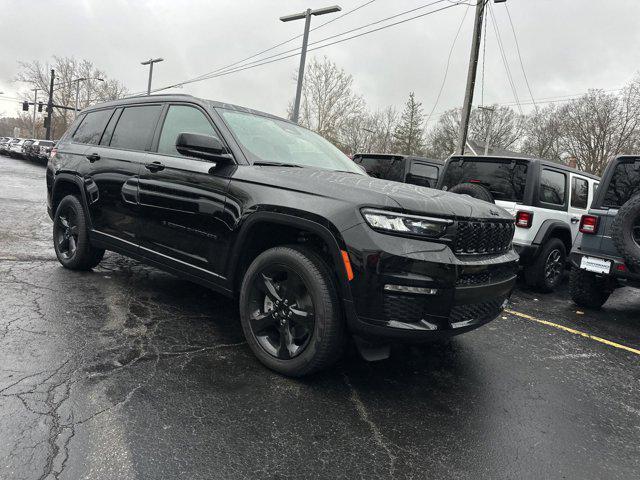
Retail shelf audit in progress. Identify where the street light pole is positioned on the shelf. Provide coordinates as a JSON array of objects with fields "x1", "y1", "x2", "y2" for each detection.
[
  {"x1": 141, "y1": 58, "x2": 164, "y2": 95},
  {"x1": 280, "y1": 5, "x2": 341, "y2": 123}
]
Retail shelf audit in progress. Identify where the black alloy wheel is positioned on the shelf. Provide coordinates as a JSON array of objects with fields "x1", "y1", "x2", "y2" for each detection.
[
  {"x1": 239, "y1": 246, "x2": 346, "y2": 377},
  {"x1": 247, "y1": 267, "x2": 316, "y2": 360},
  {"x1": 544, "y1": 248, "x2": 563, "y2": 285},
  {"x1": 55, "y1": 207, "x2": 80, "y2": 260}
]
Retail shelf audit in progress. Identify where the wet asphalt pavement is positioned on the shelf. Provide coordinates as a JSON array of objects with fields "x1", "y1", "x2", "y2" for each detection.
[{"x1": 0, "y1": 154, "x2": 639, "y2": 480}]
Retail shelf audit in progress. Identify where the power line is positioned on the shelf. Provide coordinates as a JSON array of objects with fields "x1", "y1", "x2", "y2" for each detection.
[
  {"x1": 147, "y1": 0, "x2": 465, "y2": 94},
  {"x1": 504, "y1": 3, "x2": 536, "y2": 108},
  {"x1": 480, "y1": 0, "x2": 488, "y2": 106},
  {"x1": 186, "y1": 0, "x2": 378, "y2": 84},
  {"x1": 488, "y1": 2, "x2": 522, "y2": 115},
  {"x1": 425, "y1": 3, "x2": 471, "y2": 126}
]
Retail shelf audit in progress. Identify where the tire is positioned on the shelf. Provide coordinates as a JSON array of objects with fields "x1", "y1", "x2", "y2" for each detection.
[
  {"x1": 524, "y1": 238, "x2": 566, "y2": 292},
  {"x1": 53, "y1": 195, "x2": 105, "y2": 270},
  {"x1": 611, "y1": 194, "x2": 640, "y2": 271},
  {"x1": 239, "y1": 245, "x2": 346, "y2": 377},
  {"x1": 569, "y1": 267, "x2": 614, "y2": 309},
  {"x1": 448, "y1": 182, "x2": 494, "y2": 203}
]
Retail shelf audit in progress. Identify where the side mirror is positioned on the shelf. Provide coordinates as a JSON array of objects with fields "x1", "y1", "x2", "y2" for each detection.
[{"x1": 175, "y1": 133, "x2": 232, "y2": 163}]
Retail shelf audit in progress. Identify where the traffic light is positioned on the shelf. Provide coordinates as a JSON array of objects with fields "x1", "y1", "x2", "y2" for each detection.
[
  {"x1": 38, "y1": 102, "x2": 43, "y2": 112},
  {"x1": 22, "y1": 101, "x2": 29, "y2": 111}
]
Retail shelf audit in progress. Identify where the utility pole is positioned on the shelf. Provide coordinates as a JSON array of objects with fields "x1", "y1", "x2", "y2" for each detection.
[
  {"x1": 457, "y1": 0, "x2": 487, "y2": 155},
  {"x1": 478, "y1": 105, "x2": 495, "y2": 155},
  {"x1": 31, "y1": 88, "x2": 38, "y2": 138},
  {"x1": 45, "y1": 69, "x2": 55, "y2": 140},
  {"x1": 280, "y1": 5, "x2": 341, "y2": 123},
  {"x1": 141, "y1": 58, "x2": 164, "y2": 95}
]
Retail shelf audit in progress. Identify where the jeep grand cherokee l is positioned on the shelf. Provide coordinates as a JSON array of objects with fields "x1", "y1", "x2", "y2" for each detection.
[{"x1": 46, "y1": 94, "x2": 518, "y2": 376}]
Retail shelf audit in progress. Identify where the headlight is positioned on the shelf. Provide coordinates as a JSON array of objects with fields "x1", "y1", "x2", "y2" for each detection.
[{"x1": 361, "y1": 208, "x2": 452, "y2": 238}]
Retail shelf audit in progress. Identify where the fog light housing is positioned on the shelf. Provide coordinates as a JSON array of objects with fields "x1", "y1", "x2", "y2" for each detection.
[{"x1": 384, "y1": 285, "x2": 438, "y2": 295}]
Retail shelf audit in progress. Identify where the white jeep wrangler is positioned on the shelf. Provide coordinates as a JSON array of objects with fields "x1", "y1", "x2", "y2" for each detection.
[{"x1": 438, "y1": 155, "x2": 600, "y2": 292}]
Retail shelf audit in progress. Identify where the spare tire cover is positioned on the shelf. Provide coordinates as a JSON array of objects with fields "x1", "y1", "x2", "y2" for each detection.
[
  {"x1": 611, "y1": 193, "x2": 640, "y2": 271},
  {"x1": 448, "y1": 182, "x2": 495, "y2": 203}
]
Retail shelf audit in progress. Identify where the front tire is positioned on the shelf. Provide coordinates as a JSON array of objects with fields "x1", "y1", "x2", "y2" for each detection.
[
  {"x1": 569, "y1": 267, "x2": 614, "y2": 309},
  {"x1": 239, "y1": 246, "x2": 346, "y2": 377},
  {"x1": 53, "y1": 195, "x2": 105, "y2": 270},
  {"x1": 524, "y1": 238, "x2": 566, "y2": 292}
]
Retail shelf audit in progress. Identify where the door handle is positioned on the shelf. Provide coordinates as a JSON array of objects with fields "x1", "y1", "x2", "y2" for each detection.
[
  {"x1": 145, "y1": 161, "x2": 165, "y2": 172},
  {"x1": 86, "y1": 153, "x2": 100, "y2": 162}
]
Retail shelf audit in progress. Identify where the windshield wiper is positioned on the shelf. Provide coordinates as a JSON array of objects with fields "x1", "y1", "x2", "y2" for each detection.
[{"x1": 253, "y1": 161, "x2": 304, "y2": 168}]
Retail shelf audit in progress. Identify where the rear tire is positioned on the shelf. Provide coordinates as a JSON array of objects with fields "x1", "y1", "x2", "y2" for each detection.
[
  {"x1": 53, "y1": 195, "x2": 105, "y2": 271},
  {"x1": 611, "y1": 194, "x2": 640, "y2": 271},
  {"x1": 569, "y1": 267, "x2": 614, "y2": 309},
  {"x1": 524, "y1": 238, "x2": 566, "y2": 292},
  {"x1": 239, "y1": 245, "x2": 346, "y2": 377}
]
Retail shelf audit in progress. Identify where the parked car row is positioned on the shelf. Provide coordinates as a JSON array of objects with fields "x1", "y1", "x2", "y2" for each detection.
[{"x1": 0, "y1": 136, "x2": 55, "y2": 162}]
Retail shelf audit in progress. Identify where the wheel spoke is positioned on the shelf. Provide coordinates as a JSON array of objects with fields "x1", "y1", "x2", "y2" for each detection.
[
  {"x1": 289, "y1": 306, "x2": 314, "y2": 331},
  {"x1": 58, "y1": 237, "x2": 69, "y2": 253},
  {"x1": 276, "y1": 326, "x2": 292, "y2": 360},
  {"x1": 261, "y1": 274, "x2": 282, "y2": 302},
  {"x1": 69, "y1": 225, "x2": 79, "y2": 235},
  {"x1": 68, "y1": 236, "x2": 77, "y2": 254},
  {"x1": 249, "y1": 310, "x2": 277, "y2": 335},
  {"x1": 59, "y1": 216, "x2": 69, "y2": 228}
]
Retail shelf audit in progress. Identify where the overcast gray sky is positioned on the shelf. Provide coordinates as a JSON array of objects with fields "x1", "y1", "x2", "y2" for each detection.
[{"x1": 2, "y1": 0, "x2": 640, "y2": 122}]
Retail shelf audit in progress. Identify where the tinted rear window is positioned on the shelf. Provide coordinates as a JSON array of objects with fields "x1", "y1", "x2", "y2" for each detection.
[
  {"x1": 110, "y1": 105, "x2": 162, "y2": 151},
  {"x1": 603, "y1": 161, "x2": 640, "y2": 207},
  {"x1": 355, "y1": 156, "x2": 404, "y2": 181},
  {"x1": 441, "y1": 159, "x2": 528, "y2": 202},
  {"x1": 72, "y1": 109, "x2": 113, "y2": 145}
]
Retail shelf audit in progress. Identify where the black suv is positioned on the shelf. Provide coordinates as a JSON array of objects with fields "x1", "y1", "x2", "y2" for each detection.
[
  {"x1": 46, "y1": 94, "x2": 518, "y2": 376},
  {"x1": 570, "y1": 155, "x2": 640, "y2": 308}
]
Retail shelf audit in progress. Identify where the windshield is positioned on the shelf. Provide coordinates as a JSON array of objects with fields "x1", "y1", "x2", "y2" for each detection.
[
  {"x1": 441, "y1": 158, "x2": 529, "y2": 202},
  {"x1": 218, "y1": 109, "x2": 363, "y2": 174},
  {"x1": 603, "y1": 160, "x2": 640, "y2": 207}
]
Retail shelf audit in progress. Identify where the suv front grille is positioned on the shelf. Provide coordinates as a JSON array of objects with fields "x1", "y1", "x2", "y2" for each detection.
[
  {"x1": 453, "y1": 220, "x2": 514, "y2": 255},
  {"x1": 449, "y1": 297, "x2": 507, "y2": 325},
  {"x1": 456, "y1": 263, "x2": 518, "y2": 287}
]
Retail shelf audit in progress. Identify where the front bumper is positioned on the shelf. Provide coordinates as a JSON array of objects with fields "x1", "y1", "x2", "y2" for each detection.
[{"x1": 341, "y1": 223, "x2": 519, "y2": 342}]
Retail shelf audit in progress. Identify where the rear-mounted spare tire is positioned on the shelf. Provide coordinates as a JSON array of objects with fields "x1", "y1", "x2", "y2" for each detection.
[
  {"x1": 448, "y1": 182, "x2": 495, "y2": 203},
  {"x1": 611, "y1": 194, "x2": 640, "y2": 271}
]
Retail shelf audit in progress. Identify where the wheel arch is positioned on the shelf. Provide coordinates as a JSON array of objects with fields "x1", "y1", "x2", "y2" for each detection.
[
  {"x1": 227, "y1": 211, "x2": 353, "y2": 303},
  {"x1": 52, "y1": 174, "x2": 89, "y2": 214},
  {"x1": 533, "y1": 220, "x2": 572, "y2": 253}
]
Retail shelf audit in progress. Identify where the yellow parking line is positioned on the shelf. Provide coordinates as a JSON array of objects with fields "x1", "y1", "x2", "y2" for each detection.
[{"x1": 505, "y1": 309, "x2": 640, "y2": 356}]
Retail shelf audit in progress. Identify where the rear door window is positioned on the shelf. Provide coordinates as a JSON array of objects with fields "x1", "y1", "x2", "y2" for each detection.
[
  {"x1": 441, "y1": 159, "x2": 528, "y2": 201},
  {"x1": 72, "y1": 109, "x2": 113, "y2": 145},
  {"x1": 539, "y1": 169, "x2": 566, "y2": 205},
  {"x1": 109, "y1": 105, "x2": 162, "y2": 151},
  {"x1": 571, "y1": 176, "x2": 589, "y2": 209},
  {"x1": 603, "y1": 161, "x2": 640, "y2": 207}
]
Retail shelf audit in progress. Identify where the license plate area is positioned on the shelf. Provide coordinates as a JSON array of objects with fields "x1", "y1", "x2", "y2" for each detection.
[{"x1": 580, "y1": 256, "x2": 611, "y2": 274}]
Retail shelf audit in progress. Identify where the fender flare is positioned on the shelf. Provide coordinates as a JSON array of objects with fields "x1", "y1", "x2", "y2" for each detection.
[
  {"x1": 51, "y1": 173, "x2": 93, "y2": 227},
  {"x1": 226, "y1": 210, "x2": 353, "y2": 302},
  {"x1": 532, "y1": 219, "x2": 572, "y2": 250}
]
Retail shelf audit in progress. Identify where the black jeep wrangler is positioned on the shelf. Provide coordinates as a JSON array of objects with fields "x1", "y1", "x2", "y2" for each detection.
[
  {"x1": 570, "y1": 155, "x2": 640, "y2": 308},
  {"x1": 46, "y1": 94, "x2": 518, "y2": 376}
]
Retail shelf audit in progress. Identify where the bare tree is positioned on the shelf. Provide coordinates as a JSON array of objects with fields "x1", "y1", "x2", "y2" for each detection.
[
  {"x1": 393, "y1": 92, "x2": 426, "y2": 155},
  {"x1": 559, "y1": 80, "x2": 640, "y2": 174},
  {"x1": 15, "y1": 56, "x2": 127, "y2": 139},
  {"x1": 425, "y1": 105, "x2": 524, "y2": 159},
  {"x1": 292, "y1": 56, "x2": 364, "y2": 146},
  {"x1": 520, "y1": 104, "x2": 563, "y2": 162}
]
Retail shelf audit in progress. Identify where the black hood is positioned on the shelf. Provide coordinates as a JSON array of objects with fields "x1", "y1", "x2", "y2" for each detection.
[{"x1": 233, "y1": 166, "x2": 513, "y2": 221}]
